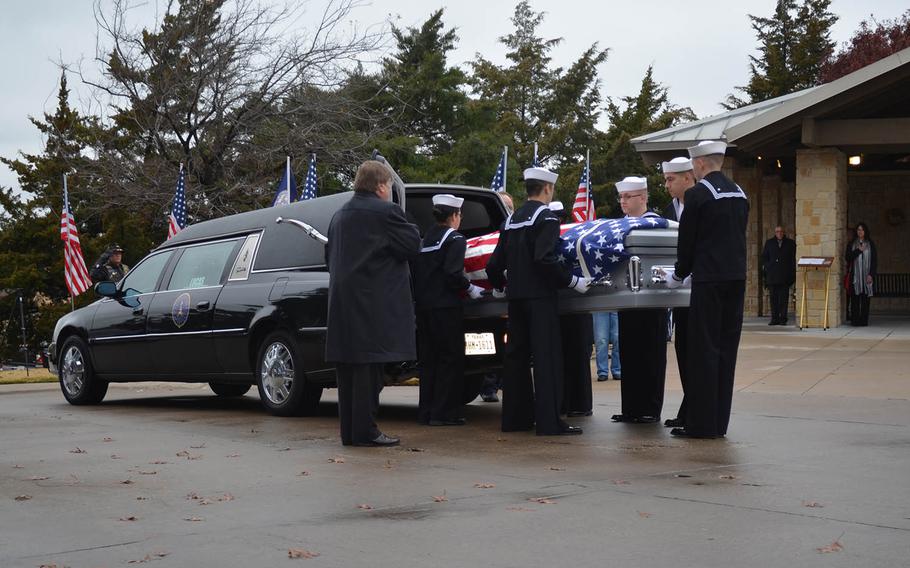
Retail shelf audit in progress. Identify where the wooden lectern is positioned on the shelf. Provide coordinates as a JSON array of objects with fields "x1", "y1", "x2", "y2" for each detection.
[{"x1": 797, "y1": 256, "x2": 834, "y2": 330}]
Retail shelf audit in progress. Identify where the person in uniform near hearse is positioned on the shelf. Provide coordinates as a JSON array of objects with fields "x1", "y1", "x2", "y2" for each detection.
[
  {"x1": 665, "y1": 140, "x2": 749, "y2": 439},
  {"x1": 325, "y1": 160, "x2": 421, "y2": 447},
  {"x1": 661, "y1": 157, "x2": 697, "y2": 429},
  {"x1": 485, "y1": 167, "x2": 592, "y2": 436},
  {"x1": 414, "y1": 194, "x2": 485, "y2": 426},
  {"x1": 549, "y1": 201, "x2": 595, "y2": 417},
  {"x1": 610, "y1": 176, "x2": 670, "y2": 425},
  {"x1": 90, "y1": 243, "x2": 129, "y2": 284}
]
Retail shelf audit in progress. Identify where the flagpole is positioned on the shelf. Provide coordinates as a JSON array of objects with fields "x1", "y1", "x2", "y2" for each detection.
[
  {"x1": 63, "y1": 173, "x2": 75, "y2": 313},
  {"x1": 533, "y1": 143, "x2": 538, "y2": 166},
  {"x1": 585, "y1": 148, "x2": 591, "y2": 219},
  {"x1": 502, "y1": 146, "x2": 508, "y2": 192},
  {"x1": 286, "y1": 156, "x2": 291, "y2": 199}
]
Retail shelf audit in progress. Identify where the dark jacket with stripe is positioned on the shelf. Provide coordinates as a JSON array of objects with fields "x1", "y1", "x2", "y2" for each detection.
[
  {"x1": 675, "y1": 171, "x2": 750, "y2": 283},
  {"x1": 414, "y1": 224, "x2": 470, "y2": 309},
  {"x1": 486, "y1": 200, "x2": 573, "y2": 299}
]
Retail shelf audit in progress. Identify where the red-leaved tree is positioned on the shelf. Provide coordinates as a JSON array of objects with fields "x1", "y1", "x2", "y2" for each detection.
[{"x1": 820, "y1": 10, "x2": 910, "y2": 82}]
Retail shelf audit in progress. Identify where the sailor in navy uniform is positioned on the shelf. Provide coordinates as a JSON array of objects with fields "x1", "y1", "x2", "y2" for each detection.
[
  {"x1": 414, "y1": 194, "x2": 484, "y2": 426},
  {"x1": 661, "y1": 157, "x2": 697, "y2": 428},
  {"x1": 667, "y1": 140, "x2": 749, "y2": 439},
  {"x1": 486, "y1": 167, "x2": 592, "y2": 436},
  {"x1": 549, "y1": 201, "x2": 595, "y2": 417},
  {"x1": 610, "y1": 176, "x2": 669, "y2": 425}
]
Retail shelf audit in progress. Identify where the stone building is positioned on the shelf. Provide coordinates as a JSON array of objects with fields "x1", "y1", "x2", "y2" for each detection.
[{"x1": 632, "y1": 47, "x2": 910, "y2": 327}]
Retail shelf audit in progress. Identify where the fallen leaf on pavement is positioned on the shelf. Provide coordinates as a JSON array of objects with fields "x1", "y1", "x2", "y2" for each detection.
[
  {"x1": 187, "y1": 454, "x2": 203, "y2": 460},
  {"x1": 190, "y1": 443, "x2": 206, "y2": 449},
  {"x1": 529, "y1": 497, "x2": 556, "y2": 504},
  {"x1": 383, "y1": 460, "x2": 394, "y2": 470},
  {"x1": 138, "y1": 470, "x2": 157, "y2": 475},
  {"x1": 719, "y1": 474, "x2": 738, "y2": 480},
  {"x1": 474, "y1": 483, "x2": 496, "y2": 489},
  {"x1": 119, "y1": 515, "x2": 138, "y2": 521},
  {"x1": 103, "y1": 437, "x2": 114, "y2": 442},
  {"x1": 15, "y1": 495, "x2": 32, "y2": 501},
  {"x1": 149, "y1": 460, "x2": 169, "y2": 465},
  {"x1": 638, "y1": 511, "x2": 652, "y2": 518},
  {"x1": 612, "y1": 479, "x2": 631, "y2": 485},
  {"x1": 357, "y1": 503, "x2": 373, "y2": 510},
  {"x1": 674, "y1": 474, "x2": 692, "y2": 478},
  {"x1": 186, "y1": 492, "x2": 200, "y2": 500},
  {"x1": 506, "y1": 506, "x2": 534, "y2": 512},
  {"x1": 184, "y1": 517, "x2": 204, "y2": 522},
  {"x1": 432, "y1": 493, "x2": 448, "y2": 503},
  {"x1": 13, "y1": 464, "x2": 24, "y2": 469},
  {"x1": 226, "y1": 453, "x2": 240, "y2": 458},
  {"x1": 136, "y1": 496, "x2": 148, "y2": 501},
  {"x1": 817, "y1": 539, "x2": 844, "y2": 554},
  {"x1": 176, "y1": 450, "x2": 190, "y2": 457},
  {"x1": 549, "y1": 466, "x2": 566, "y2": 471},
  {"x1": 298, "y1": 471, "x2": 310, "y2": 477},
  {"x1": 406, "y1": 447, "x2": 426, "y2": 452},
  {"x1": 328, "y1": 457, "x2": 345, "y2": 464},
  {"x1": 277, "y1": 447, "x2": 291, "y2": 452},
  {"x1": 288, "y1": 548, "x2": 320, "y2": 559},
  {"x1": 110, "y1": 454, "x2": 122, "y2": 459},
  {"x1": 802, "y1": 501, "x2": 825, "y2": 508},
  {"x1": 28, "y1": 475, "x2": 50, "y2": 481},
  {"x1": 120, "y1": 479, "x2": 134, "y2": 485},
  {"x1": 127, "y1": 552, "x2": 169, "y2": 564},
  {"x1": 69, "y1": 447, "x2": 86, "y2": 454}
]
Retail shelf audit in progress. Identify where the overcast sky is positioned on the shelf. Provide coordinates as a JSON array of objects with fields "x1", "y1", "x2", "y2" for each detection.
[{"x1": 1, "y1": 0, "x2": 906, "y2": 194}]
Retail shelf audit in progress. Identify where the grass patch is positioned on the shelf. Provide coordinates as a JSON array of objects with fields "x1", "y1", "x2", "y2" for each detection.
[{"x1": 0, "y1": 369, "x2": 56, "y2": 385}]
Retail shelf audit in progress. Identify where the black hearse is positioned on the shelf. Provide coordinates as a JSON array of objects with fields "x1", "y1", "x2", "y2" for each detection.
[{"x1": 49, "y1": 184, "x2": 688, "y2": 415}]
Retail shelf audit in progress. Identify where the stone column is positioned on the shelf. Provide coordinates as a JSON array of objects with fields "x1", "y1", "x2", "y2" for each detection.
[{"x1": 795, "y1": 148, "x2": 847, "y2": 327}]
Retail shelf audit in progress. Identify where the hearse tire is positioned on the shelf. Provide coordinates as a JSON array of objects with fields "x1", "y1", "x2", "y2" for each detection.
[
  {"x1": 255, "y1": 330, "x2": 310, "y2": 416},
  {"x1": 59, "y1": 336, "x2": 108, "y2": 405},
  {"x1": 209, "y1": 382, "x2": 252, "y2": 397}
]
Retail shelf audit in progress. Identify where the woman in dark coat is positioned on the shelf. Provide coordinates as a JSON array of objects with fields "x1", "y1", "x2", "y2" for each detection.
[{"x1": 844, "y1": 222, "x2": 876, "y2": 327}]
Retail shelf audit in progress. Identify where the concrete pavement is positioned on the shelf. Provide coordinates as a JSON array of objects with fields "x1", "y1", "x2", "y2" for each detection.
[{"x1": 1, "y1": 318, "x2": 908, "y2": 567}]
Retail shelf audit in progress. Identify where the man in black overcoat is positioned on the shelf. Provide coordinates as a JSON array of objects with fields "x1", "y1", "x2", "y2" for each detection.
[
  {"x1": 325, "y1": 160, "x2": 421, "y2": 446},
  {"x1": 762, "y1": 226, "x2": 796, "y2": 325}
]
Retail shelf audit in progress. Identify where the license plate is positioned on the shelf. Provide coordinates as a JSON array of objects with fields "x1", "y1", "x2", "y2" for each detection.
[{"x1": 465, "y1": 332, "x2": 496, "y2": 356}]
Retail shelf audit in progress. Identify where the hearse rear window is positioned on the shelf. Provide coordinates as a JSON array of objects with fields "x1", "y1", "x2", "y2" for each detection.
[{"x1": 406, "y1": 193, "x2": 500, "y2": 239}]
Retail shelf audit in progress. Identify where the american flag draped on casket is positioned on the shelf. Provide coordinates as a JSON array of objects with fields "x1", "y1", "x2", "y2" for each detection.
[{"x1": 464, "y1": 216, "x2": 672, "y2": 289}]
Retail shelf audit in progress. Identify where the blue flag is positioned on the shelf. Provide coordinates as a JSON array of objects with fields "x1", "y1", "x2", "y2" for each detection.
[
  {"x1": 300, "y1": 154, "x2": 317, "y2": 201},
  {"x1": 272, "y1": 157, "x2": 297, "y2": 206},
  {"x1": 557, "y1": 216, "x2": 669, "y2": 281}
]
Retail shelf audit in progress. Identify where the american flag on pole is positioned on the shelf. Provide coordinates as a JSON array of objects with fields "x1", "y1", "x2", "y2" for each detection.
[
  {"x1": 464, "y1": 216, "x2": 669, "y2": 288},
  {"x1": 572, "y1": 160, "x2": 596, "y2": 222},
  {"x1": 300, "y1": 154, "x2": 318, "y2": 200},
  {"x1": 167, "y1": 165, "x2": 187, "y2": 239},
  {"x1": 490, "y1": 148, "x2": 506, "y2": 192},
  {"x1": 60, "y1": 175, "x2": 92, "y2": 296}
]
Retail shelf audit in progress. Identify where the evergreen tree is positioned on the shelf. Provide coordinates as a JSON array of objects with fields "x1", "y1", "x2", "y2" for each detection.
[{"x1": 724, "y1": 0, "x2": 837, "y2": 108}]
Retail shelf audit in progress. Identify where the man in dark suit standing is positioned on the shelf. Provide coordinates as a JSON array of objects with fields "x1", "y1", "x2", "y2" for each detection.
[
  {"x1": 325, "y1": 160, "x2": 421, "y2": 447},
  {"x1": 762, "y1": 226, "x2": 797, "y2": 325}
]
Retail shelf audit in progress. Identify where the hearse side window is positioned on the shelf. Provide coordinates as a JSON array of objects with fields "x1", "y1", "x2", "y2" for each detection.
[
  {"x1": 254, "y1": 218, "x2": 327, "y2": 270},
  {"x1": 406, "y1": 193, "x2": 498, "y2": 239},
  {"x1": 166, "y1": 241, "x2": 237, "y2": 291},
  {"x1": 121, "y1": 251, "x2": 174, "y2": 297}
]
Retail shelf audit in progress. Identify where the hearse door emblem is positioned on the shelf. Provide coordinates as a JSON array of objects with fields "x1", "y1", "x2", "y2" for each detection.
[{"x1": 172, "y1": 293, "x2": 191, "y2": 328}]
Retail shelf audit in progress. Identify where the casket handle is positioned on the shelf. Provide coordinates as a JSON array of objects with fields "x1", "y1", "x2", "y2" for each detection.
[{"x1": 629, "y1": 256, "x2": 642, "y2": 292}]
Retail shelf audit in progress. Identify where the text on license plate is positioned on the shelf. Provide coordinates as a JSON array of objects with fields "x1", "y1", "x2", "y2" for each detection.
[{"x1": 465, "y1": 332, "x2": 496, "y2": 356}]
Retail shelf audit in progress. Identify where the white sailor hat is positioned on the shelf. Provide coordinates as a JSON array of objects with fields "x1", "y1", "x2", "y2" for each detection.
[
  {"x1": 523, "y1": 167, "x2": 558, "y2": 184},
  {"x1": 687, "y1": 140, "x2": 728, "y2": 158},
  {"x1": 615, "y1": 176, "x2": 648, "y2": 193},
  {"x1": 548, "y1": 201, "x2": 565, "y2": 212},
  {"x1": 661, "y1": 157, "x2": 693, "y2": 173},
  {"x1": 432, "y1": 193, "x2": 464, "y2": 208}
]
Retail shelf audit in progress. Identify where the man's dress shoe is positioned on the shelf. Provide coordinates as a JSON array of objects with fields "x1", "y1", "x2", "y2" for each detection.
[
  {"x1": 670, "y1": 428, "x2": 720, "y2": 439},
  {"x1": 353, "y1": 433, "x2": 400, "y2": 447},
  {"x1": 664, "y1": 417, "x2": 684, "y2": 428}
]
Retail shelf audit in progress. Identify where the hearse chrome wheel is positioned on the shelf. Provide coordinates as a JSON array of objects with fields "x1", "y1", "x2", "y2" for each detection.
[
  {"x1": 260, "y1": 341, "x2": 295, "y2": 405},
  {"x1": 58, "y1": 336, "x2": 108, "y2": 405},
  {"x1": 61, "y1": 344, "x2": 86, "y2": 397}
]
